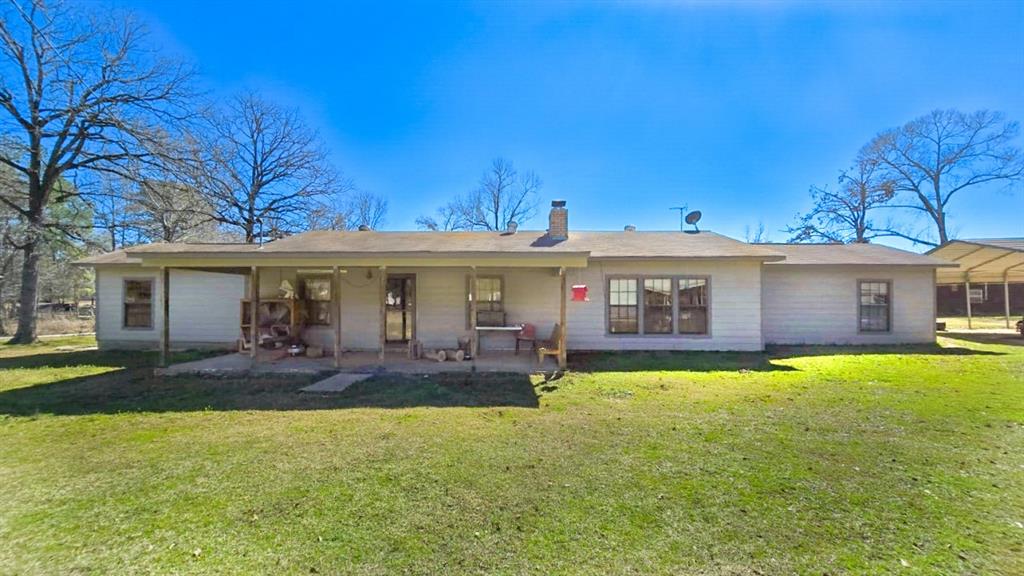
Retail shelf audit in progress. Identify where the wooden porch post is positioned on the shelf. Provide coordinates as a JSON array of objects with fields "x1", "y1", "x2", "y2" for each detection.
[
  {"x1": 250, "y1": 266, "x2": 260, "y2": 361},
  {"x1": 160, "y1": 266, "x2": 170, "y2": 368},
  {"x1": 469, "y1": 266, "x2": 478, "y2": 357},
  {"x1": 378, "y1": 266, "x2": 387, "y2": 361},
  {"x1": 964, "y1": 278, "x2": 973, "y2": 330},
  {"x1": 1005, "y1": 275, "x2": 1012, "y2": 329},
  {"x1": 558, "y1": 266, "x2": 567, "y2": 370},
  {"x1": 333, "y1": 265, "x2": 342, "y2": 368}
]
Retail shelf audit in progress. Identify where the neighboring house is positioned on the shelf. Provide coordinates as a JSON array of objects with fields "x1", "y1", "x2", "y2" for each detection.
[
  {"x1": 76, "y1": 201, "x2": 953, "y2": 367},
  {"x1": 928, "y1": 238, "x2": 1024, "y2": 328}
]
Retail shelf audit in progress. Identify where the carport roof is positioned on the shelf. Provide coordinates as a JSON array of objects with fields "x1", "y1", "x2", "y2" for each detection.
[{"x1": 928, "y1": 238, "x2": 1024, "y2": 284}]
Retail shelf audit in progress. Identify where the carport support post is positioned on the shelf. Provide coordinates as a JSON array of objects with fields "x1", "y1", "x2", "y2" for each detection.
[
  {"x1": 964, "y1": 279, "x2": 973, "y2": 330},
  {"x1": 333, "y1": 265, "x2": 342, "y2": 368},
  {"x1": 558, "y1": 266, "x2": 567, "y2": 370},
  {"x1": 1005, "y1": 276, "x2": 1012, "y2": 329},
  {"x1": 160, "y1": 266, "x2": 170, "y2": 368},
  {"x1": 250, "y1": 266, "x2": 260, "y2": 362},
  {"x1": 378, "y1": 266, "x2": 386, "y2": 362},
  {"x1": 469, "y1": 266, "x2": 478, "y2": 357}
]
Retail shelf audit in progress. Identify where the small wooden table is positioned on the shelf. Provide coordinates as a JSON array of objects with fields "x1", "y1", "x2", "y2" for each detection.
[{"x1": 475, "y1": 325, "x2": 522, "y2": 355}]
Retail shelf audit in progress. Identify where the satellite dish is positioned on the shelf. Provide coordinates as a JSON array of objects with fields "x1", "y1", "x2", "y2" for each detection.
[{"x1": 685, "y1": 210, "x2": 702, "y2": 232}]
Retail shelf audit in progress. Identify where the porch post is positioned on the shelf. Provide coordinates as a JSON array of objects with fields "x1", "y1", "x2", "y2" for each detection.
[
  {"x1": 378, "y1": 266, "x2": 386, "y2": 361},
  {"x1": 333, "y1": 265, "x2": 342, "y2": 368},
  {"x1": 160, "y1": 266, "x2": 170, "y2": 368},
  {"x1": 964, "y1": 279, "x2": 973, "y2": 330},
  {"x1": 1005, "y1": 275, "x2": 1012, "y2": 329},
  {"x1": 469, "y1": 266, "x2": 478, "y2": 357},
  {"x1": 250, "y1": 266, "x2": 260, "y2": 361},
  {"x1": 558, "y1": 266, "x2": 567, "y2": 370}
]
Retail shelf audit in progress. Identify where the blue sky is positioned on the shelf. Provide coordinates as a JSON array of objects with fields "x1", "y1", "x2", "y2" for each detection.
[{"x1": 109, "y1": 0, "x2": 1023, "y2": 247}]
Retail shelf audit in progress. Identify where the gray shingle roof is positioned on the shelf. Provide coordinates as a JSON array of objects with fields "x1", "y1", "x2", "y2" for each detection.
[
  {"x1": 119, "y1": 230, "x2": 784, "y2": 260},
  {"x1": 759, "y1": 243, "x2": 955, "y2": 266}
]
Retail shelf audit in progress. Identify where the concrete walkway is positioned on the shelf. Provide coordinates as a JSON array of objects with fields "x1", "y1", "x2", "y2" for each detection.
[{"x1": 300, "y1": 373, "x2": 371, "y2": 393}]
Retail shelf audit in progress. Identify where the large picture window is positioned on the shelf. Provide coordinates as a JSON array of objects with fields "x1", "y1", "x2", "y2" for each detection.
[
  {"x1": 302, "y1": 277, "x2": 332, "y2": 326},
  {"x1": 608, "y1": 278, "x2": 639, "y2": 334},
  {"x1": 643, "y1": 278, "x2": 673, "y2": 334},
  {"x1": 859, "y1": 280, "x2": 891, "y2": 332},
  {"x1": 123, "y1": 278, "x2": 154, "y2": 329},
  {"x1": 607, "y1": 276, "x2": 709, "y2": 336},
  {"x1": 677, "y1": 278, "x2": 708, "y2": 335}
]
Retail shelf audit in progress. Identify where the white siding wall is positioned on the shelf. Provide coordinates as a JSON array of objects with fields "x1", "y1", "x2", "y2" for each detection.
[
  {"x1": 568, "y1": 259, "x2": 764, "y2": 351},
  {"x1": 96, "y1": 267, "x2": 245, "y2": 348},
  {"x1": 95, "y1": 259, "x2": 936, "y2": 352},
  {"x1": 762, "y1": 265, "x2": 935, "y2": 345}
]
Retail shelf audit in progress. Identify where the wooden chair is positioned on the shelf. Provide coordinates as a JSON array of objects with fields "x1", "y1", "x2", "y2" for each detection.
[
  {"x1": 536, "y1": 323, "x2": 562, "y2": 365},
  {"x1": 515, "y1": 323, "x2": 537, "y2": 355}
]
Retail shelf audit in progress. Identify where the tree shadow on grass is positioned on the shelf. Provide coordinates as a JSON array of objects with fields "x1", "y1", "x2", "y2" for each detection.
[
  {"x1": 938, "y1": 332, "x2": 1024, "y2": 347},
  {"x1": 0, "y1": 348, "x2": 211, "y2": 371},
  {"x1": 570, "y1": 350, "x2": 800, "y2": 373},
  {"x1": 569, "y1": 342, "x2": 1004, "y2": 373},
  {"x1": 0, "y1": 366, "x2": 540, "y2": 416}
]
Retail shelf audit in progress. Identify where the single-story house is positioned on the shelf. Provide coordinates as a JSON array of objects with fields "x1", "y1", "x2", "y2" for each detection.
[{"x1": 76, "y1": 200, "x2": 954, "y2": 368}]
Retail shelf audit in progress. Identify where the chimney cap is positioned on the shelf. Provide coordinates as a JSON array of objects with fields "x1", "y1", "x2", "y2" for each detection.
[{"x1": 551, "y1": 199, "x2": 567, "y2": 208}]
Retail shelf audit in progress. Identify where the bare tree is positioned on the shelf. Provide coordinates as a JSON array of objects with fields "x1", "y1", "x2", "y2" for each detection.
[
  {"x1": 193, "y1": 92, "x2": 345, "y2": 243},
  {"x1": 743, "y1": 221, "x2": 770, "y2": 243},
  {"x1": 0, "y1": 0, "x2": 194, "y2": 343},
  {"x1": 787, "y1": 157, "x2": 906, "y2": 244},
  {"x1": 308, "y1": 190, "x2": 388, "y2": 231},
  {"x1": 863, "y1": 109, "x2": 1023, "y2": 246},
  {"x1": 417, "y1": 158, "x2": 541, "y2": 231}
]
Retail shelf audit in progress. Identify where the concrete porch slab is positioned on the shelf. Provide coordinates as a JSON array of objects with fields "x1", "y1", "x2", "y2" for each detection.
[
  {"x1": 157, "y1": 349, "x2": 557, "y2": 377},
  {"x1": 300, "y1": 373, "x2": 371, "y2": 393}
]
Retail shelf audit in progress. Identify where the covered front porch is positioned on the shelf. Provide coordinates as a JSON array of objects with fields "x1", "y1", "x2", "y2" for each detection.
[{"x1": 152, "y1": 259, "x2": 578, "y2": 372}]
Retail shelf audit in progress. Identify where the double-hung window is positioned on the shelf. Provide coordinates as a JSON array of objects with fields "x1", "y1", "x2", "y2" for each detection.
[
  {"x1": 643, "y1": 278, "x2": 673, "y2": 334},
  {"x1": 303, "y1": 277, "x2": 332, "y2": 326},
  {"x1": 123, "y1": 279, "x2": 154, "y2": 329},
  {"x1": 858, "y1": 280, "x2": 891, "y2": 333},
  {"x1": 677, "y1": 278, "x2": 708, "y2": 334},
  {"x1": 608, "y1": 276, "x2": 709, "y2": 335},
  {"x1": 468, "y1": 276, "x2": 505, "y2": 327},
  {"x1": 608, "y1": 278, "x2": 639, "y2": 334}
]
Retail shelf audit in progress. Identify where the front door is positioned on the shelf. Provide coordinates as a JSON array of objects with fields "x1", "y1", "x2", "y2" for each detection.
[{"x1": 385, "y1": 275, "x2": 415, "y2": 343}]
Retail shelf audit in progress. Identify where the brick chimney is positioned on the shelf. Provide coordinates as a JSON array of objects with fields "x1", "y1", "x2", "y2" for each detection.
[{"x1": 548, "y1": 200, "x2": 568, "y2": 240}]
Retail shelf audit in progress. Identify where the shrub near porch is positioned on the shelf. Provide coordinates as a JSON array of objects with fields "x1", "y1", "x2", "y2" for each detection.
[{"x1": 0, "y1": 336, "x2": 1021, "y2": 574}]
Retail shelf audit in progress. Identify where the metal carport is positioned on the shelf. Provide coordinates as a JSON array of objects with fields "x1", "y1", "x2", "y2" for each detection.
[{"x1": 929, "y1": 239, "x2": 1024, "y2": 329}]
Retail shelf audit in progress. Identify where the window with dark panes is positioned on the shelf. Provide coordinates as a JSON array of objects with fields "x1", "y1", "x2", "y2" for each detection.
[
  {"x1": 123, "y1": 279, "x2": 154, "y2": 328},
  {"x1": 859, "y1": 281, "x2": 890, "y2": 332},
  {"x1": 677, "y1": 278, "x2": 708, "y2": 334},
  {"x1": 303, "y1": 277, "x2": 332, "y2": 326},
  {"x1": 608, "y1": 278, "x2": 639, "y2": 334},
  {"x1": 643, "y1": 278, "x2": 673, "y2": 334}
]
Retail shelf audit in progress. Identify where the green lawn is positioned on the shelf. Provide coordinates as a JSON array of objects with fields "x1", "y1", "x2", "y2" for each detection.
[{"x1": 1, "y1": 337, "x2": 1022, "y2": 575}]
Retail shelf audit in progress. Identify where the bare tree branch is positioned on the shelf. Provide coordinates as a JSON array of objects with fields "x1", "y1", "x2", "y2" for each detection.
[{"x1": 416, "y1": 158, "x2": 541, "y2": 231}]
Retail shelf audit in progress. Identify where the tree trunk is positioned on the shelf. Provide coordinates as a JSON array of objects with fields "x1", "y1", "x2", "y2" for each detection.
[{"x1": 9, "y1": 239, "x2": 41, "y2": 344}]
